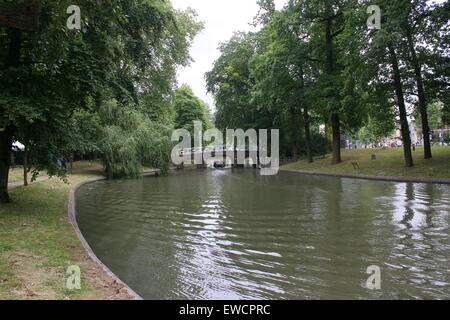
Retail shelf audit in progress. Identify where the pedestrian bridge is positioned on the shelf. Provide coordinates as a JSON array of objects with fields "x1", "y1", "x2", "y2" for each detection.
[{"x1": 174, "y1": 145, "x2": 290, "y2": 168}]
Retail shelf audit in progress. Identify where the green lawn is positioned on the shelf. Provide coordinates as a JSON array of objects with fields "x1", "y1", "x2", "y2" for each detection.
[
  {"x1": 7, "y1": 168, "x2": 26, "y2": 184},
  {"x1": 0, "y1": 165, "x2": 133, "y2": 300},
  {"x1": 7, "y1": 167, "x2": 46, "y2": 184},
  {"x1": 8, "y1": 160, "x2": 103, "y2": 185},
  {"x1": 70, "y1": 160, "x2": 102, "y2": 171},
  {"x1": 283, "y1": 146, "x2": 450, "y2": 179}
]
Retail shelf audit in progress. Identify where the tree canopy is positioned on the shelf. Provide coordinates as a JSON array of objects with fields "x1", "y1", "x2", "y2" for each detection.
[
  {"x1": 0, "y1": 0, "x2": 203, "y2": 202},
  {"x1": 206, "y1": 0, "x2": 449, "y2": 167},
  {"x1": 173, "y1": 84, "x2": 214, "y2": 134}
]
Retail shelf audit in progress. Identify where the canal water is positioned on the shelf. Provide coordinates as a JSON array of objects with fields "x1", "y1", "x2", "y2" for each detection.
[{"x1": 76, "y1": 169, "x2": 450, "y2": 299}]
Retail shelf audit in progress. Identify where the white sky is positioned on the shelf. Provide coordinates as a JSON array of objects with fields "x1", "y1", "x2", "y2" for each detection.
[
  {"x1": 171, "y1": 0, "x2": 445, "y2": 111},
  {"x1": 171, "y1": 0, "x2": 287, "y2": 110}
]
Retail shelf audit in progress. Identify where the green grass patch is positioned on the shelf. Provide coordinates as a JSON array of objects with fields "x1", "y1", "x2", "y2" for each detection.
[
  {"x1": 0, "y1": 173, "x2": 98, "y2": 299},
  {"x1": 0, "y1": 168, "x2": 133, "y2": 300},
  {"x1": 283, "y1": 146, "x2": 450, "y2": 179},
  {"x1": 8, "y1": 160, "x2": 102, "y2": 185},
  {"x1": 70, "y1": 160, "x2": 102, "y2": 171},
  {"x1": 8, "y1": 168, "x2": 27, "y2": 184}
]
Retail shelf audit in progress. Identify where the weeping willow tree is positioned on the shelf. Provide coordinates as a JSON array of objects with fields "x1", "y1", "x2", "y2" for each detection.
[{"x1": 98, "y1": 100, "x2": 173, "y2": 179}]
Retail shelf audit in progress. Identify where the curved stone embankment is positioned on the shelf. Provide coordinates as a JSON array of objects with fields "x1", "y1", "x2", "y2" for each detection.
[
  {"x1": 280, "y1": 168, "x2": 450, "y2": 185},
  {"x1": 68, "y1": 170, "x2": 161, "y2": 301}
]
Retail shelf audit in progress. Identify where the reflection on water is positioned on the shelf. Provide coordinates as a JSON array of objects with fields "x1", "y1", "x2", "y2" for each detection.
[{"x1": 76, "y1": 169, "x2": 450, "y2": 299}]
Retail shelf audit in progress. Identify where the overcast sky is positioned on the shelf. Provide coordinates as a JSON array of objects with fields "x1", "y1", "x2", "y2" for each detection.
[
  {"x1": 171, "y1": 0, "x2": 287, "y2": 110},
  {"x1": 170, "y1": 0, "x2": 445, "y2": 111}
]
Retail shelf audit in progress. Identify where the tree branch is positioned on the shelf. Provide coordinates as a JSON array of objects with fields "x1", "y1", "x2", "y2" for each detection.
[{"x1": 331, "y1": 28, "x2": 344, "y2": 38}]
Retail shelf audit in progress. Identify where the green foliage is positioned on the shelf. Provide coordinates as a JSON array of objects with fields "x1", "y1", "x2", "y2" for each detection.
[
  {"x1": 206, "y1": 30, "x2": 299, "y2": 156},
  {"x1": 68, "y1": 109, "x2": 102, "y2": 155},
  {"x1": 431, "y1": 132, "x2": 441, "y2": 144},
  {"x1": 97, "y1": 100, "x2": 172, "y2": 178},
  {"x1": 414, "y1": 103, "x2": 444, "y2": 130},
  {"x1": 310, "y1": 132, "x2": 331, "y2": 157},
  {"x1": 206, "y1": 1, "x2": 369, "y2": 158},
  {"x1": 139, "y1": 92, "x2": 175, "y2": 126},
  {"x1": 173, "y1": 85, "x2": 213, "y2": 133},
  {"x1": 443, "y1": 99, "x2": 450, "y2": 126},
  {"x1": 443, "y1": 132, "x2": 450, "y2": 145},
  {"x1": 0, "y1": 0, "x2": 202, "y2": 187},
  {"x1": 360, "y1": 0, "x2": 449, "y2": 160},
  {"x1": 204, "y1": 0, "x2": 448, "y2": 164},
  {"x1": 206, "y1": 32, "x2": 261, "y2": 130},
  {"x1": 249, "y1": 17, "x2": 304, "y2": 152},
  {"x1": 355, "y1": 114, "x2": 396, "y2": 145}
]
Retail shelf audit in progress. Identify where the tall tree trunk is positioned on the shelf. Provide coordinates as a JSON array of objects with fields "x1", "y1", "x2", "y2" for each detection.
[
  {"x1": 292, "y1": 143, "x2": 298, "y2": 161},
  {"x1": 298, "y1": 68, "x2": 313, "y2": 164},
  {"x1": 23, "y1": 146, "x2": 28, "y2": 186},
  {"x1": 0, "y1": 128, "x2": 13, "y2": 203},
  {"x1": 70, "y1": 152, "x2": 74, "y2": 174},
  {"x1": 406, "y1": 31, "x2": 432, "y2": 159},
  {"x1": 289, "y1": 106, "x2": 300, "y2": 161},
  {"x1": 303, "y1": 105, "x2": 313, "y2": 163},
  {"x1": 330, "y1": 113, "x2": 342, "y2": 165},
  {"x1": 325, "y1": 16, "x2": 341, "y2": 165},
  {"x1": 389, "y1": 45, "x2": 414, "y2": 167},
  {"x1": 0, "y1": 29, "x2": 22, "y2": 203}
]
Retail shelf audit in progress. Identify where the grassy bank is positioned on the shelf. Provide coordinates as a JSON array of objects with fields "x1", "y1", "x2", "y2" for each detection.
[
  {"x1": 8, "y1": 160, "x2": 102, "y2": 185},
  {"x1": 8, "y1": 168, "x2": 29, "y2": 184},
  {"x1": 283, "y1": 146, "x2": 450, "y2": 179},
  {"x1": 0, "y1": 167, "x2": 134, "y2": 300}
]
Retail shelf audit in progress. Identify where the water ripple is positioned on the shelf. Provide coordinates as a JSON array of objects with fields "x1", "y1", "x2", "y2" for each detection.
[{"x1": 76, "y1": 170, "x2": 450, "y2": 300}]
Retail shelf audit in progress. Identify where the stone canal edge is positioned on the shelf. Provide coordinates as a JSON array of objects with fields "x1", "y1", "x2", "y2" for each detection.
[{"x1": 67, "y1": 170, "x2": 161, "y2": 300}]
